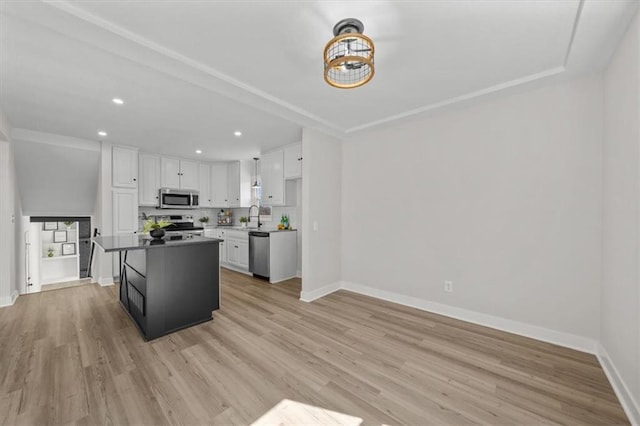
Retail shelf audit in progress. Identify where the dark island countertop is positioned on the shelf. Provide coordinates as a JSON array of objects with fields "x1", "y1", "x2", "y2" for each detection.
[{"x1": 93, "y1": 234, "x2": 222, "y2": 252}]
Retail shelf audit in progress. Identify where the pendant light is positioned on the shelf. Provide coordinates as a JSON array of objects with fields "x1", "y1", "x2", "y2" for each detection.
[{"x1": 252, "y1": 157, "x2": 260, "y2": 189}]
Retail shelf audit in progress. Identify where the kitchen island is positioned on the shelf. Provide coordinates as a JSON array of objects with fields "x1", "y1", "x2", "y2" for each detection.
[{"x1": 93, "y1": 234, "x2": 221, "y2": 340}]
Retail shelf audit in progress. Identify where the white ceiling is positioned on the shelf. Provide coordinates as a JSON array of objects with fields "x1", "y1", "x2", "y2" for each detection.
[{"x1": 1, "y1": 0, "x2": 637, "y2": 161}]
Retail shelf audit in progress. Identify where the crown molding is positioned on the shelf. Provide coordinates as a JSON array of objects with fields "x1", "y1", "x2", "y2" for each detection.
[
  {"x1": 345, "y1": 0, "x2": 583, "y2": 134},
  {"x1": 39, "y1": 0, "x2": 582, "y2": 138},
  {"x1": 345, "y1": 66, "x2": 567, "y2": 134},
  {"x1": 12, "y1": 128, "x2": 101, "y2": 151},
  {"x1": 40, "y1": 0, "x2": 346, "y2": 138}
]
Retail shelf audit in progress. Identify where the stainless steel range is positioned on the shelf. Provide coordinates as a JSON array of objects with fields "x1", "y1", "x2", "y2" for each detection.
[{"x1": 148, "y1": 214, "x2": 204, "y2": 236}]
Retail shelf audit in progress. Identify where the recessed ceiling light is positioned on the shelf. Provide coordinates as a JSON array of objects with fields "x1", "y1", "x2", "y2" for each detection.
[
  {"x1": 234, "y1": 131, "x2": 242, "y2": 137},
  {"x1": 98, "y1": 131, "x2": 107, "y2": 137},
  {"x1": 112, "y1": 98, "x2": 124, "y2": 105},
  {"x1": 195, "y1": 149, "x2": 202, "y2": 154}
]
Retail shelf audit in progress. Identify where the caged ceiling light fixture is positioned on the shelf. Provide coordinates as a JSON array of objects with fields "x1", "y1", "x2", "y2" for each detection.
[{"x1": 324, "y1": 18, "x2": 375, "y2": 89}]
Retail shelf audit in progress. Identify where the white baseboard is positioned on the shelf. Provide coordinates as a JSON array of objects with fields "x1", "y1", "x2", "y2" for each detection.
[
  {"x1": 597, "y1": 344, "x2": 640, "y2": 426},
  {"x1": 0, "y1": 290, "x2": 19, "y2": 308},
  {"x1": 340, "y1": 281, "x2": 598, "y2": 354},
  {"x1": 300, "y1": 281, "x2": 342, "y2": 302},
  {"x1": 98, "y1": 276, "x2": 115, "y2": 286}
]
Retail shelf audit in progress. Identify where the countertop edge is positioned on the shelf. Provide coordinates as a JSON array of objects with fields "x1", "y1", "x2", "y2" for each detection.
[{"x1": 93, "y1": 236, "x2": 222, "y2": 253}]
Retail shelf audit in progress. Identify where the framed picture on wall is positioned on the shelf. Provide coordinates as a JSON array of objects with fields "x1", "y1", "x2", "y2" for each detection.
[
  {"x1": 43, "y1": 222, "x2": 58, "y2": 231},
  {"x1": 53, "y1": 230, "x2": 67, "y2": 243},
  {"x1": 62, "y1": 243, "x2": 76, "y2": 256}
]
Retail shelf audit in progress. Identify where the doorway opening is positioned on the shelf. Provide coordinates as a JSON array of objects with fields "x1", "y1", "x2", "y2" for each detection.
[{"x1": 26, "y1": 216, "x2": 92, "y2": 294}]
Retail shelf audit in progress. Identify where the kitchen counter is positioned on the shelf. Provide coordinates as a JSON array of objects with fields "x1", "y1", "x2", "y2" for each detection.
[
  {"x1": 93, "y1": 234, "x2": 221, "y2": 341},
  {"x1": 93, "y1": 234, "x2": 221, "y2": 252},
  {"x1": 204, "y1": 225, "x2": 297, "y2": 233}
]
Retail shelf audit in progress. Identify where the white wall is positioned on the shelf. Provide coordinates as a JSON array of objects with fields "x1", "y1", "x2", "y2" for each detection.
[
  {"x1": 301, "y1": 128, "x2": 342, "y2": 301},
  {"x1": 0, "y1": 111, "x2": 20, "y2": 307},
  {"x1": 342, "y1": 75, "x2": 603, "y2": 349},
  {"x1": 12, "y1": 129, "x2": 100, "y2": 216},
  {"x1": 601, "y1": 11, "x2": 640, "y2": 423}
]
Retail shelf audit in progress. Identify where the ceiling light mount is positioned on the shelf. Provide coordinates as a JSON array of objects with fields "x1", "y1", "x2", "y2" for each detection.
[{"x1": 324, "y1": 18, "x2": 375, "y2": 89}]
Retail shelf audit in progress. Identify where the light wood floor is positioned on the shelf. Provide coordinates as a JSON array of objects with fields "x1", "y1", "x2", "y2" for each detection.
[{"x1": 0, "y1": 268, "x2": 629, "y2": 425}]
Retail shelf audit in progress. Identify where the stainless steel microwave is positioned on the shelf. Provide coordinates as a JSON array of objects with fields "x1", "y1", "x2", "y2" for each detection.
[{"x1": 158, "y1": 188, "x2": 199, "y2": 209}]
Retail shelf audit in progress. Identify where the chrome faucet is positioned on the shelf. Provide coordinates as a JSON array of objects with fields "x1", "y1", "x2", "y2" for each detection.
[{"x1": 248, "y1": 205, "x2": 261, "y2": 228}]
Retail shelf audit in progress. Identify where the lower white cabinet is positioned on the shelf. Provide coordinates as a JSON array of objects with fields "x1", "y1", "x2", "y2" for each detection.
[
  {"x1": 217, "y1": 229, "x2": 227, "y2": 263},
  {"x1": 225, "y1": 230, "x2": 248, "y2": 270},
  {"x1": 204, "y1": 228, "x2": 229, "y2": 264},
  {"x1": 204, "y1": 228, "x2": 248, "y2": 271},
  {"x1": 204, "y1": 228, "x2": 231, "y2": 265}
]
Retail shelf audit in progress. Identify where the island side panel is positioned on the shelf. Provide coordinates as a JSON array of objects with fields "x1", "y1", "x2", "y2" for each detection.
[{"x1": 146, "y1": 243, "x2": 219, "y2": 339}]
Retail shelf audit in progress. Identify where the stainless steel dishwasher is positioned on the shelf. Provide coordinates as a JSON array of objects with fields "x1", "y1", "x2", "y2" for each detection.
[{"x1": 249, "y1": 231, "x2": 270, "y2": 278}]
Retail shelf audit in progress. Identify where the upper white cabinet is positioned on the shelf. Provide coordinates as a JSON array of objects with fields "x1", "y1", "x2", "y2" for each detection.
[
  {"x1": 160, "y1": 157, "x2": 180, "y2": 188},
  {"x1": 211, "y1": 163, "x2": 228, "y2": 207},
  {"x1": 139, "y1": 153, "x2": 161, "y2": 206},
  {"x1": 283, "y1": 143, "x2": 302, "y2": 179},
  {"x1": 199, "y1": 163, "x2": 212, "y2": 208},
  {"x1": 260, "y1": 150, "x2": 285, "y2": 205},
  {"x1": 180, "y1": 160, "x2": 199, "y2": 190},
  {"x1": 112, "y1": 146, "x2": 138, "y2": 188},
  {"x1": 227, "y1": 160, "x2": 252, "y2": 208},
  {"x1": 160, "y1": 157, "x2": 199, "y2": 190}
]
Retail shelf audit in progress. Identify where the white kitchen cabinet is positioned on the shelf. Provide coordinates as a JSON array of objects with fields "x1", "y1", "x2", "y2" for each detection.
[
  {"x1": 112, "y1": 189, "x2": 138, "y2": 234},
  {"x1": 283, "y1": 143, "x2": 302, "y2": 179},
  {"x1": 227, "y1": 239, "x2": 248, "y2": 269},
  {"x1": 226, "y1": 230, "x2": 248, "y2": 270},
  {"x1": 211, "y1": 163, "x2": 228, "y2": 207},
  {"x1": 138, "y1": 153, "x2": 161, "y2": 206},
  {"x1": 179, "y1": 160, "x2": 199, "y2": 190},
  {"x1": 112, "y1": 146, "x2": 138, "y2": 188},
  {"x1": 260, "y1": 149, "x2": 285, "y2": 205},
  {"x1": 112, "y1": 188, "x2": 139, "y2": 277},
  {"x1": 198, "y1": 163, "x2": 212, "y2": 207},
  {"x1": 216, "y1": 229, "x2": 227, "y2": 263},
  {"x1": 204, "y1": 228, "x2": 226, "y2": 262},
  {"x1": 160, "y1": 157, "x2": 199, "y2": 190},
  {"x1": 227, "y1": 160, "x2": 252, "y2": 208},
  {"x1": 160, "y1": 157, "x2": 180, "y2": 188}
]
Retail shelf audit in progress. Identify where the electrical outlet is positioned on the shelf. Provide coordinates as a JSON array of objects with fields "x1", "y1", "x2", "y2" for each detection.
[{"x1": 444, "y1": 280, "x2": 454, "y2": 293}]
